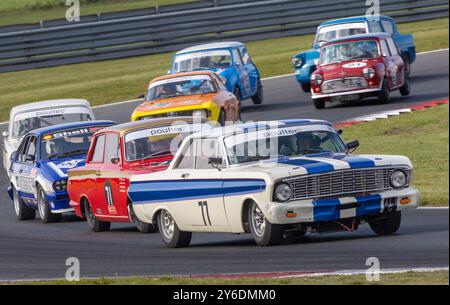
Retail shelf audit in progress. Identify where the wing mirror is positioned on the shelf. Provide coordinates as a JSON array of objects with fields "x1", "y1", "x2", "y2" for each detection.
[
  {"x1": 137, "y1": 94, "x2": 145, "y2": 99},
  {"x1": 2, "y1": 131, "x2": 8, "y2": 138},
  {"x1": 111, "y1": 157, "x2": 121, "y2": 165},
  {"x1": 346, "y1": 140, "x2": 360, "y2": 152},
  {"x1": 24, "y1": 154, "x2": 35, "y2": 162},
  {"x1": 10, "y1": 151, "x2": 18, "y2": 163},
  {"x1": 337, "y1": 129, "x2": 343, "y2": 135},
  {"x1": 382, "y1": 52, "x2": 388, "y2": 58},
  {"x1": 208, "y1": 156, "x2": 223, "y2": 170}
]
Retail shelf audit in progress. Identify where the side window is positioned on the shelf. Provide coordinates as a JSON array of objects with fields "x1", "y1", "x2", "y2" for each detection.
[
  {"x1": 382, "y1": 21, "x2": 394, "y2": 35},
  {"x1": 104, "y1": 133, "x2": 120, "y2": 164},
  {"x1": 239, "y1": 47, "x2": 251, "y2": 65},
  {"x1": 386, "y1": 38, "x2": 399, "y2": 56},
  {"x1": 24, "y1": 136, "x2": 37, "y2": 163},
  {"x1": 368, "y1": 21, "x2": 383, "y2": 33},
  {"x1": 380, "y1": 40, "x2": 391, "y2": 57},
  {"x1": 195, "y1": 139, "x2": 222, "y2": 169},
  {"x1": 175, "y1": 140, "x2": 195, "y2": 169},
  {"x1": 17, "y1": 136, "x2": 31, "y2": 163},
  {"x1": 232, "y1": 49, "x2": 243, "y2": 67},
  {"x1": 90, "y1": 135, "x2": 106, "y2": 163}
]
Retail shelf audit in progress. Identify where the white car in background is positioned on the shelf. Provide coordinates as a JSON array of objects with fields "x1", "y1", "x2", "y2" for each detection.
[{"x1": 2, "y1": 99, "x2": 95, "y2": 175}]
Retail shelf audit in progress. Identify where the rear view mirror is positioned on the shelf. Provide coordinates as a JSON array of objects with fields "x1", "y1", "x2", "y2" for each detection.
[{"x1": 346, "y1": 140, "x2": 360, "y2": 151}]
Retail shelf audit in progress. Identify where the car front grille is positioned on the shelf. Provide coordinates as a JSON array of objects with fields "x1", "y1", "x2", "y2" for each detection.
[
  {"x1": 138, "y1": 109, "x2": 211, "y2": 120},
  {"x1": 285, "y1": 167, "x2": 410, "y2": 201},
  {"x1": 322, "y1": 77, "x2": 368, "y2": 94}
]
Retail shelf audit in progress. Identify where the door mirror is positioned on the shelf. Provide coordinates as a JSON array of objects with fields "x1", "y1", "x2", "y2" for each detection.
[
  {"x1": 235, "y1": 61, "x2": 241, "y2": 69},
  {"x1": 110, "y1": 157, "x2": 121, "y2": 165},
  {"x1": 337, "y1": 129, "x2": 343, "y2": 135},
  {"x1": 208, "y1": 156, "x2": 223, "y2": 168},
  {"x1": 346, "y1": 140, "x2": 360, "y2": 151},
  {"x1": 382, "y1": 52, "x2": 388, "y2": 58},
  {"x1": 24, "y1": 154, "x2": 35, "y2": 162},
  {"x1": 137, "y1": 94, "x2": 145, "y2": 99},
  {"x1": 10, "y1": 151, "x2": 18, "y2": 162},
  {"x1": 2, "y1": 131, "x2": 8, "y2": 138}
]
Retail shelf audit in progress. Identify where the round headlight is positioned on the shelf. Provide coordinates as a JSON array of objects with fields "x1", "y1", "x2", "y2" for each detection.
[
  {"x1": 193, "y1": 109, "x2": 207, "y2": 118},
  {"x1": 292, "y1": 57, "x2": 303, "y2": 68},
  {"x1": 390, "y1": 170, "x2": 407, "y2": 189},
  {"x1": 275, "y1": 183, "x2": 292, "y2": 202},
  {"x1": 311, "y1": 73, "x2": 323, "y2": 85},
  {"x1": 363, "y1": 67, "x2": 376, "y2": 79}
]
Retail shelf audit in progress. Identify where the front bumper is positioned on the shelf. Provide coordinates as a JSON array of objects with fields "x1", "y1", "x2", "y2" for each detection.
[
  {"x1": 295, "y1": 66, "x2": 313, "y2": 84},
  {"x1": 311, "y1": 88, "x2": 382, "y2": 100},
  {"x1": 46, "y1": 192, "x2": 74, "y2": 214},
  {"x1": 265, "y1": 187, "x2": 419, "y2": 225}
]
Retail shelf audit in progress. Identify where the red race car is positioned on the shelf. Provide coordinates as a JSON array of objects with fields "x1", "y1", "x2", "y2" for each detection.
[
  {"x1": 68, "y1": 117, "x2": 213, "y2": 233},
  {"x1": 310, "y1": 33, "x2": 410, "y2": 109}
]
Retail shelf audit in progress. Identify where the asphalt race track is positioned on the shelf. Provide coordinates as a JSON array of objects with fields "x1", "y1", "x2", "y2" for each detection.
[{"x1": 0, "y1": 50, "x2": 448, "y2": 280}]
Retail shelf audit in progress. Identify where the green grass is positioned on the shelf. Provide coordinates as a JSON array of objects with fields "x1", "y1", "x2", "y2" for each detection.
[
  {"x1": 340, "y1": 104, "x2": 449, "y2": 206},
  {"x1": 9, "y1": 270, "x2": 449, "y2": 285},
  {"x1": 0, "y1": 0, "x2": 200, "y2": 26},
  {"x1": 0, "y1": 17, "x2": 447, "y2": 122}
]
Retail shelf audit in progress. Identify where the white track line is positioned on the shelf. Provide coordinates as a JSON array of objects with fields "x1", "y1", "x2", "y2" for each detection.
[
  {"x1": 275, "y1": 267, "x2": 449, "y2": 279},
  {"x1": 1, "y1": 48, "x2": 448, "y2": 127}
]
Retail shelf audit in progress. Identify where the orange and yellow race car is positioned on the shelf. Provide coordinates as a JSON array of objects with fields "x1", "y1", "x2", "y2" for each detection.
[{"x1": 131, "y1": 71, "x2": 240, "y2": 125}]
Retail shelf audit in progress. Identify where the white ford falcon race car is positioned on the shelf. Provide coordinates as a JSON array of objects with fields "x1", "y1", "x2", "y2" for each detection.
[
  {"x1": 128, "y1": 120, "x2": 419, "y2": 248},
  {"x1": 2, "y1": 99, "x2": 95, "y2": 176}
]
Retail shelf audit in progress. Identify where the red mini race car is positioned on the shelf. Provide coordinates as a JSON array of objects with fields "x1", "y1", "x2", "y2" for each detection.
[
  {"x1": 310, "y1": 33, "x2": 410, "y2": 109},
  {"x1": 68, "y1": 117, "x2": 213, "y2": 233}
]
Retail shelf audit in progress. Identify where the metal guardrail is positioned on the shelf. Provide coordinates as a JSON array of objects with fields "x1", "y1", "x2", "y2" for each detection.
[{"x1": 0, "y1": 0, "x2": 448, "y2": 73}]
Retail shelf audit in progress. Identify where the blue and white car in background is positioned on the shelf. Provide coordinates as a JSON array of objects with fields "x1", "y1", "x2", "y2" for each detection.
[
  {"x1": 2, "y1": 99, "x2": 95, "y2": 176},
  {"x1": 128, "y1": 120, "x2": 419, "y2": 248},
  {"x1": 171, "y1": 42, "x2": 263, "y2": 106},
  {"x1": 292, "y1": 15, "x2": 416, "y2": 92},
  {"x1": 8, "y1": 120, "x2": 115, "y2": 223}
]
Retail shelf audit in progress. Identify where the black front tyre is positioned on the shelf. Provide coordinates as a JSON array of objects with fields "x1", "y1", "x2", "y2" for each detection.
[
  {"x1": 157, "y1": 209, "x2": 191, "y2": 248},
  {"x1": 251, "y1": 80, "x2": 263, "y2": 105},
  {"x1": 313, "y1": 98, "x2": 325, "y2": 109},
  {"x1": 399, "y1": 70, "x2": 411, "y2": 96},
  {"x1": 248, "y1": 201, "x2": 284, "y2": 246},
  {"x1": 217, "y1": 109, "x2": 226, "y2": 126},
  {"x1": 37, "y1": 187, "x2": 61, "y2": 224},
  {"x1": 369, "y1": 211, "x2": 402, "y2": 235},
  {"x1": 84, "y1": 200, "x2": 111, "y2": 232},
  {"x1": 136, "y1": 219, "x2": 156, "y2": 233},
  {"x1": 12, "y1": 185, "x2": 35, "y2": 221},
  {"x1": 402, "y1": 54, "x2": 411, "y2": 78},
  {"x1": 233, "y1": 87, "x2": 242, "y2": 111},
  {"x1": 378, "y1": 79, "x2": 391, "y2": 104}
]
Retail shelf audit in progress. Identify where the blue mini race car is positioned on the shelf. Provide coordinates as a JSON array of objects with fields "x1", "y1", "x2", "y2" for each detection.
[
  {"x1": 171, "y1": 41, "x2": 263, "y2": 107},
  {"x1": 8, "y1": 120, "x2": 115, "y2": 223},
  {"x1": 292, "y1": 15, "x2": 416, "y2": 92}
]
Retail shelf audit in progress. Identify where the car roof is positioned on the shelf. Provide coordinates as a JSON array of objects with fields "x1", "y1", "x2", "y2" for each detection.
[
  {"x1": 10, "y1": 99, "x2": 91, "y2": 116},
  {"x1": 176, "y1": 41, "x2": 244, "y2": 54},
  {"x1": 323, "y1": 33, "x2": 391, "y2": 46},
  {"x1": 192, "y1": 119, "x2": 334, "y2": 138},
  {"x1": 150, "y1": 71, "x2": 218, "y2": 84},
  {"x1": 319, "y1": 15, "x2": 393, "y2": 27},
  {"x1": 101, "y1": 116, "x2": 211, "y2": 135},
  {"x1": 29, "y1": 120, "x2": 115, "y2": 137}
]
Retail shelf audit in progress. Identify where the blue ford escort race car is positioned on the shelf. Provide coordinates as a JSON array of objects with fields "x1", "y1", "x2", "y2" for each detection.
[
  {"x1": 8, "y1": 120, "x2": 115, "y2": 223},
  {"x1": 171, "y1": 42, "x2": 263, "y2": 107},
  {"x1": 292, "y1": 15, "x2": 416, "y2": 92}
]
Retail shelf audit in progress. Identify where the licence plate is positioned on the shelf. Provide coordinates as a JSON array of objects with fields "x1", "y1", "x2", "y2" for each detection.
[
  {"x1": 384, "y1": 197, "x2": 397, "y2": 213},
  {"x1": 331, "y1": 94, "x2": 359, "y2": 102}
]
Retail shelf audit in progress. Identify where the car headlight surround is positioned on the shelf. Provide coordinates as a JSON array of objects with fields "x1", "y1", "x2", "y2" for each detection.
[
  {"x1": 292, "y1": 57, "x2": 303, "y2": 68},
  {"x1": 53, "y1": 179, "x2": 68, "y2": 192},
  {"x1": 389, "y1": 170, "x2": 408, "y2": 189},
  {"x1": 274, "y1": 183, "x2": 293, "y2": 202},
  {"x1": 363, "y1": 67, "x2": 376, "y2": 79},
  {"x1": 311, "y1": 73, "x2": 323, "y2": 85}
]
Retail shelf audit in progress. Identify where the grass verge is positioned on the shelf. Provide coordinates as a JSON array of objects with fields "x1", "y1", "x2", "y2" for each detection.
[
  {"x1": 0, "y1": 17, "x2": 448, "y2": 121},
  {"x1": 0, "y1": 0, "x2": 199, "y2": 26},
  {"x1": 9, "y1": 270, "x2": 449, "y2": 285},
  {"x1": 340, "y1": 104, "x2": 449, "y2": 206}
]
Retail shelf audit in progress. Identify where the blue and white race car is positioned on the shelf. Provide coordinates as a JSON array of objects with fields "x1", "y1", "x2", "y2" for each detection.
[{"x1": 8, "y1": 120, "x2": 115, "y2": 223}]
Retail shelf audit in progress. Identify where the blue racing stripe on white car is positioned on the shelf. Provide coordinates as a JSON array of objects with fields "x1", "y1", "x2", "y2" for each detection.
[
  {"x1": 276, "y1": 158, "x2": 334, "y2": 174},
  {"x1": 332, "y1": 155, "x2": 376, "y2": 169}
]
